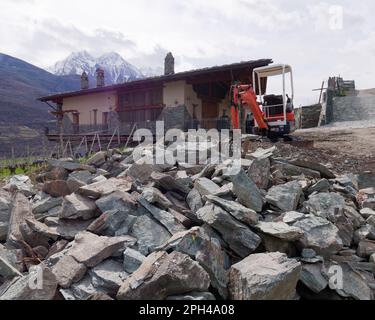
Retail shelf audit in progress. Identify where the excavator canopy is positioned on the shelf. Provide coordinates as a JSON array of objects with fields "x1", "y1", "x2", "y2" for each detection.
[{"x1": 253, "y1": 64, "x2": 292, "y2": 78}]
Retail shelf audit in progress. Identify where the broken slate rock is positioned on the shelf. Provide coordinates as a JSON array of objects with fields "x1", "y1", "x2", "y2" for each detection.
[
  {"x1": 3, "y1": 175, "x2": 35, "y2": 197},
  {"x1": 89, "y1": 259, "x2": 128, "y2": 295},
  {"x1": 87, "y1": 209, "x2": 137, "y2": 237},
  {"x1": 51, "y1": 255, "x2": 87, "y2": 289},
  {"x1": 186, "y1": 188, "x2": 203, "y2": 212},
  {"x1": 266, "y1": 181, "x2": 303, "y2": 212},
  {"x1": 360, "y1": 208, "x2": 375, "y2": 219},
  {"x1": 247, "y1": 157, "x2": 270, "y2": 190},
  {"x1": 300, "y1": 263, "x2": 328, "y2": 294},
  {"x1": 67, "y1": 170, "x2": 94, "y2": 193},
  {"x1": 32, "y1": 196, "x2": 62, "y2": 214},
  {"x1": 254, "y1": 221, "x2": 304, "y2": 241},
  {"x1": 138, "y1": 197, "x2": 186, "y2": 235},
  {"x1": 0, "y1": 245, "x2": 23, "y2": 274},
  {"x1": 45, "y1": 217, "x2": 93, "y2": 240},
  {"x1": 69, "y1": 275, "x2": 105, "y2": 300},
  {"x1": 60, "y1": 193, "x2": 98, "y2": 220},
  {"x1": 167, "y1": 292, "x2": 216, "y2": 300},
  {"x1": 123, "y1": 248, "x2": 146, "y2": 274},
  {"x1": 95, "y1": 191, "x2": 137, "y2": 215},
  {"x1": 323, "y1": 262, "x2": 373, "y2": 300},
  {"x1": 25, "y1": 218, "x2": 60, "y2": 240},
  {"x1": 231, "y1": 169, "x2": 263, "y2": 212},
  {"x1": 42, "y1": 180, "x2": 71, "y2": 197},
  {"x1": 303, "y1": 192, "x2": 346, "y2": 222},
  {"x1": 197, "y1": 204, "x2": 261, "y2": 258},
  {"x1": 0, "y1": 195, "x2": 10, "y2": 241},
  {"x1": 160, "y1": 226, "x2": 230, "y2": 299},
  {"x1": 247, "y1": 146, "x2": 276, "y2": 160},
  {"x1": 67, "y1": 231, "x2": 136, "y2": 268},
  {"x1": 301, "y1": 248, "x2": 317, "y2": 259},
  {"x1": 48, "y1": 159, "x2": 96, "y2": 173},
  {"x1": 293, "y1": 215, "x2": 343, "y2": 257},
  {"x1": 78, "y1": 178, "x2": 132, "y2": 199},
  {"x1": 86, "y1": 151, "x2": 107, "y2": 167},
  {"x1": 288, "y1": 159, "x2": 335, "y2": 179},
  {"x1": 130, "y1": 215, "x2": 171, "y2": 255},
  {"x1": 117, "y1": 251, "x2": 210, "y2": 300},
  {"x1": 307, "y1": 179, "x2": 331, "y2": 194},
  {"x1": 273, "y1": 162, "x2": 321, "y2": 179},
  {"x1": 0, "y1": 265, "x2": 57, "y2": 300},
  {"x1": 205, "y1": 195, "x2": 258, "y2": 226},
  {"x1": 0, "y1": 255, "x2": 23, "y2": 279},
  {"x1": 141, "y1": 187, "x2": 172, "y2": 210},
  {"x1": 282, "y1": 211, "x2": 306, "y2": 224},
  {"x1": 357, "y1": 240, "x2": 375, "y2": 258},
  {"x1": 151, "y1": 171, "x2": 191, "y2": 195},
  {"x1": 7, "y1": 192, "x2": 33, "y2": 248},
  {"x1": 194, "y1": 178, "x2": 220, "y2": 196},
  {"x1": 228, "y1": 252, "x2": 301, "y2": 300}
]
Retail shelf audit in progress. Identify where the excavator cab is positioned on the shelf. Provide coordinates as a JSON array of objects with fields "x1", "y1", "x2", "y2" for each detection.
[{"x1": 252, "y1": 64, "x2": 295, "y2": 136}]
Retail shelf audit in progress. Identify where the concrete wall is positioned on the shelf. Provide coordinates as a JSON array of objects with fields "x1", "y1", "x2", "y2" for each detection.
[
  {"x1": 218, "y1": 93, "x2": 231, "y2": 119},
  {"x1": 163, "y1": 81, "x2": 186, "y2": 108},
  {"x1": 332, "y1": 95, "x2": 375, "y2": 122},
  {"x1": 163, "y1": 80, "x2": 230, "y2": 122},
  {"x1": 61, "y1": 80, "x2": 231, "y2": 130},
  {"x1": 63, "y1": 91, "x2": 117, "y2": 125},
  {"x1": 184, "y1": 83, "x2": 202, "y2": 120}
]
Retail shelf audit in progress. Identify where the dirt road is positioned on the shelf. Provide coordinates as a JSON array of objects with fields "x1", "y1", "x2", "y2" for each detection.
[
  {"x1": 292, "y1": 123, "x2": 375, "y2": 173},
  {"x1": 245, "y1": 121, "x2": 375, "y2": 175}
]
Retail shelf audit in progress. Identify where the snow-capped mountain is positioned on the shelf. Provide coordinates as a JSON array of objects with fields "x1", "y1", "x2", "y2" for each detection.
[
  {"x1": 51, "y1": 51, "x2": 96, "y2": 77},
  {"x1": 50, "y1": 51, "x2": 144, "y2": 85},
  {"x1": 139, "y1": 66, "x2": 164, "y2": 78}
]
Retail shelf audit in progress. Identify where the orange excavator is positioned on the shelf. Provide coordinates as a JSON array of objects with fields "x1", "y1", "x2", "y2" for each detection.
[{"x1": 230, "y1": 64, "x2": 296, "y2": 137}]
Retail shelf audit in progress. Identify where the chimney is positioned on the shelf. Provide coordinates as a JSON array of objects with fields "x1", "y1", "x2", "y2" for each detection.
[
  {"x1": 164, "y1": 52, "x2": 175, "y2": 75},
  {"x1": 81, "y1": 71, "x2": 89, "y2": 90},
  {"x1": 96, "y1": 67, "x2": 105, "y2": 87}
]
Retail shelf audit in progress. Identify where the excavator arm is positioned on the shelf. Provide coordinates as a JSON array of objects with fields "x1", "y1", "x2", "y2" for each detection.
[{"x1": 230, "y1": 84, "x2": 268, "y2": 130}]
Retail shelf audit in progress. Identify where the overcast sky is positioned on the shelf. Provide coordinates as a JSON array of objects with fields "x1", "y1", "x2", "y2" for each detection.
[{"x1": 0, "y1": 0, "x2": 374, "y2": 105}]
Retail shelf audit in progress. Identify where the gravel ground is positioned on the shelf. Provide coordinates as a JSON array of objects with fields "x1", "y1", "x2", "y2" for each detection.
[
  {"x1": 292, "y1": 121, "x2": 375, "y2": 174},
  {"x1": 244, "y1": 121, "x2": 375, "y2": 175}
]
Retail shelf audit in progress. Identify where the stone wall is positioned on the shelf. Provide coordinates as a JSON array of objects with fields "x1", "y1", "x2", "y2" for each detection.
[
  {"x1": 332, "y1": 95, "x2": 375, "y2": 122},
  {"x1": 299, "y1": 104, "x2": 322, "y2": 129},
  {"x1": 159, "y1": 105, "x2": 193, "y2": 132}
]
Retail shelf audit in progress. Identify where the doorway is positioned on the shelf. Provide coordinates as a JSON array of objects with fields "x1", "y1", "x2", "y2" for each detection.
[
  {"x1": 72, "y1": 112, "x2": 80, "y2": 134},
  {"x1": 201, "y1": 100, "x2": 219, "y2": 129},
  {"x1": 102, "y1": 112, "x2": 109, "y2": 131}
]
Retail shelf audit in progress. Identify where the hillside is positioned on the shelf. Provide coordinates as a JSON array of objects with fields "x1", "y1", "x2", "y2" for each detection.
[
  {"x1": 0, "y1": 53, "x2": 80, "y2": 125},
  {"x1": 0, "y1": 53, "x2": 80, "y2": 157}
]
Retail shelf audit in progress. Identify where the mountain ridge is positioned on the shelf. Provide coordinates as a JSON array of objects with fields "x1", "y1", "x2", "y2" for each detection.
[
  {"x1": 0, "y1": 53, "x2": 81, "y2": 156},
  {"x1": 49, "y1": 51, "x2": 152, "y2": 85}
]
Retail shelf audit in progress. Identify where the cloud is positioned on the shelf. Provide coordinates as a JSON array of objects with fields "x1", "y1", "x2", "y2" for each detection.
[{"x1": 1, "y1": 0, "x2": 375, "y2": 105}]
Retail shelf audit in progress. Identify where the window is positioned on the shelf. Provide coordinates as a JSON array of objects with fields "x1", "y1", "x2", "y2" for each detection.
[
  {"x1": 117, "y1": 87, "x2": 163, "y2": 124},
  {"x1": 102, "y1": 112, "x2": 109, "y2": 126},
  {"x1": 118, "y1": 87, "x2": 163, "y2": 109}
]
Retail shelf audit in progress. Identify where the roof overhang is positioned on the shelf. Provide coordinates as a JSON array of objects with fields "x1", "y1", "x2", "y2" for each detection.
[{"x1": 38, "y1": 58, "x2": 273, "y2": 103}]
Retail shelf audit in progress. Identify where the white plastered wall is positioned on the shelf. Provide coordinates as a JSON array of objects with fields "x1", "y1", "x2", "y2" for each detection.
[{"x1": 62, "y1": 91, "x2": 117, "y2": 125}]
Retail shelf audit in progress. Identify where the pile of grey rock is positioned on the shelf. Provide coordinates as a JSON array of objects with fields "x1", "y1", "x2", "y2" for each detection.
[{"x1": 0, "y1": 143, "x2": 374, "y2": 300}]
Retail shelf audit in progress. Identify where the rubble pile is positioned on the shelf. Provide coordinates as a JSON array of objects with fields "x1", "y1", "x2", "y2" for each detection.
[{"x1": 0, "y1": 141, "x2": 374, "y2": 300}]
